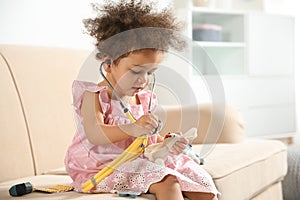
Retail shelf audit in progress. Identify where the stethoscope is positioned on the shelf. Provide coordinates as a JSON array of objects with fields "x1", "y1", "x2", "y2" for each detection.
[{"x1": 99, "y1": 60, "x2": 157, "y2": 123}]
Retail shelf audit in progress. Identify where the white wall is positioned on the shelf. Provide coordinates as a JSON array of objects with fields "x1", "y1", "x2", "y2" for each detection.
[
  {"x1": 0, "y1": 0, "x2": 299, "y2": 131},
  {"x1": 0, "y1": 0, "x2": 171, "y2": 49},
  {"x1": 0, "y1": 0, "x2": 95, "y2": 49}
]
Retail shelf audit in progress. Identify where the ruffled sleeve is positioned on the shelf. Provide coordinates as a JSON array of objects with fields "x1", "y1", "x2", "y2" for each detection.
[
  {"x1": 72, "y1": 80, "x2": 107, "y2": 114},
  {"x1": 138, "y1": 90, "x2": 158, "y2": 114},
  {"x1": 97, "y1": 87, "x2": 111, "y2": 117}
]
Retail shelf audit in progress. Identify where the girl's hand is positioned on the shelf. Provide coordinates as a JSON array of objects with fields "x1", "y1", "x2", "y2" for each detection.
[
  {"x1": 135, "y1": 114, "x2": 159, "y2": 134},
  {"x1": 119, "y1": 114, "x2": 159, "y2": 137},
  {"x1": 170, "y1": 134, "x2": 189, "y2": 155}
]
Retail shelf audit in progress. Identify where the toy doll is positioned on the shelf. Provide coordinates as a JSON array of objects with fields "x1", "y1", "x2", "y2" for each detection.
[{"x1": 144, "y1": 128, "x2": 203, "y2": 165}]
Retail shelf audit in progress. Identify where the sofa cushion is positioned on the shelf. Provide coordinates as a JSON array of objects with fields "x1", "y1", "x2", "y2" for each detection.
[
  {"x1": 0, "y1": 51, "x2": 35, "y2": 182},
  {"x1": 0, "y1": 45, "x2": 90, "y2": 175},
  {"x1": 196, "y1": 139, "x2": 287, "y2": 200}
]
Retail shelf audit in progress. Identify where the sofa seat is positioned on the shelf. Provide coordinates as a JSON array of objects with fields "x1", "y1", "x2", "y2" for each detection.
[
  {"x1": 0, "y1": 139, "x2": 286, "y2": 200},
  {"x1": 200, "y1": 139, "x2": 287, "y2": 200}
]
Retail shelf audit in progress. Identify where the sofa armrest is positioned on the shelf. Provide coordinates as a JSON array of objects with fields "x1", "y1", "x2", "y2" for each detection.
[{"x1": 157, "y1": 104, "x2": 245, "y2": 144}]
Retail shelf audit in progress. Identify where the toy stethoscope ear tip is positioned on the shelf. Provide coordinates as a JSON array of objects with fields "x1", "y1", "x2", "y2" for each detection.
[{"x1": 105, "y1": 59, "x2": 111, "y2": 66}]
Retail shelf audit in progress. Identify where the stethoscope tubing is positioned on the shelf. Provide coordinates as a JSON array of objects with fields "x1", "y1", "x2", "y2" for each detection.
[{"x1": 99, "y1": 61, "x2": 156, "y2": 114}]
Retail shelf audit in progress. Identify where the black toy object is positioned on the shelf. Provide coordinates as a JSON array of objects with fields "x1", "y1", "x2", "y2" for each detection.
[
  {"x1": 9, "y1": 182, "x2": 74, "y2": 196},
  {"x1": 9, "y1": 182, "x2": 33, "y2": 196}
]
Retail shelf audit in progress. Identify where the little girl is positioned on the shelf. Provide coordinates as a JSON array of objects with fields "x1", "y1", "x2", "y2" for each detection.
[{"x1": 65, "y1": 1, "x2": 219, "y2": 200}]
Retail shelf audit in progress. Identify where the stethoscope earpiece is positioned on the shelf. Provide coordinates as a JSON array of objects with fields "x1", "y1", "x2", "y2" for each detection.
[{"x1": 105, "y1": 59, "x2": 112, "y2": 67}]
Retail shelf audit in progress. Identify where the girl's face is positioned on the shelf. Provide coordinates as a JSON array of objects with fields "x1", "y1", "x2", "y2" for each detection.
[{"x1": 107, "y1": 50, "x2": 163, "y2": 97}]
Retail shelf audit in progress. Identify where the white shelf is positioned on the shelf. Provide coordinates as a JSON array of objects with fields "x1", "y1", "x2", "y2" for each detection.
[
  {"x1": 193, "y1": 41, "x2": 246, "y2": 47},
  {"x1": 192, "y1": 7, "x2": 245, "y2": 15}
]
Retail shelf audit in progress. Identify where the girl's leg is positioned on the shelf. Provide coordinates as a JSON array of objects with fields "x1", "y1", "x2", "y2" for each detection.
[
  {"x1": 148, "y1": 175, "x2": 184, "y2": 200},
  {"x1": 183, "y1": 191, "x2": 218, "y2": 200}
]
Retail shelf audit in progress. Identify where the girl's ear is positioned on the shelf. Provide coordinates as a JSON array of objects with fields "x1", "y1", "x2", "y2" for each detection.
[{"x1": 104, "y1": 63, "x2": 111, "y2": 73}]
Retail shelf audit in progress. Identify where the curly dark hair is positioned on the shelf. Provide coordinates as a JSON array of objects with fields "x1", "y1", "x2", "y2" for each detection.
[{"x1": 83, "y1": 0, "x2": 186, "y2": 62}]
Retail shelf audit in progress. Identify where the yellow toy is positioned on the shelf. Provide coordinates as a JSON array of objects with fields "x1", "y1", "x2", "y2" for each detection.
[{"x1": 81, "y1": 131, "x2": 148, "y2": 193}]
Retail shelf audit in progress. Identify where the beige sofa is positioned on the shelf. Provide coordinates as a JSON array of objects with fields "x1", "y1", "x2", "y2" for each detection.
[{"x1": 0, "y1": 44, "x2": 287, "y2": 200}]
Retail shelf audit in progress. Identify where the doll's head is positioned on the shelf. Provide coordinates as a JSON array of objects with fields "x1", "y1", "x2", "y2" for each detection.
[
  {"x1": 164, "y1": 132, "x2": 178, "y2": 139},
  {"x1": 83, "y1": 0, "x2": 186, "y2": 64}
]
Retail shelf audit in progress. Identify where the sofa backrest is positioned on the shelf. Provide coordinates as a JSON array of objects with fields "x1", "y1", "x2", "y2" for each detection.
[
  {"x1": 0, "y1": 46, "x2": 36, "y2": 181},
  {"x1": 0, "y1": 45, "x2": 90, "y2": 181},
  {"x1": 158, "y1": 104, "x2": 245, "y2": 144}
]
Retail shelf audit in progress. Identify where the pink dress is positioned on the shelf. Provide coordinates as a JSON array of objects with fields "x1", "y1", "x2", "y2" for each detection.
[{"x1": 65, "y1": 80, "x2": 219, "y2": 196}]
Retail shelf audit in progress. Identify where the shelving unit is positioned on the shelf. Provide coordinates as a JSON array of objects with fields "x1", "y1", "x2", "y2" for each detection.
[
  {"x1": 172, "y1": 0, "x2": 296, "y2": 139},
  {"x1": 191, "y1": 8, "x2": 246, "y2": 76}
]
